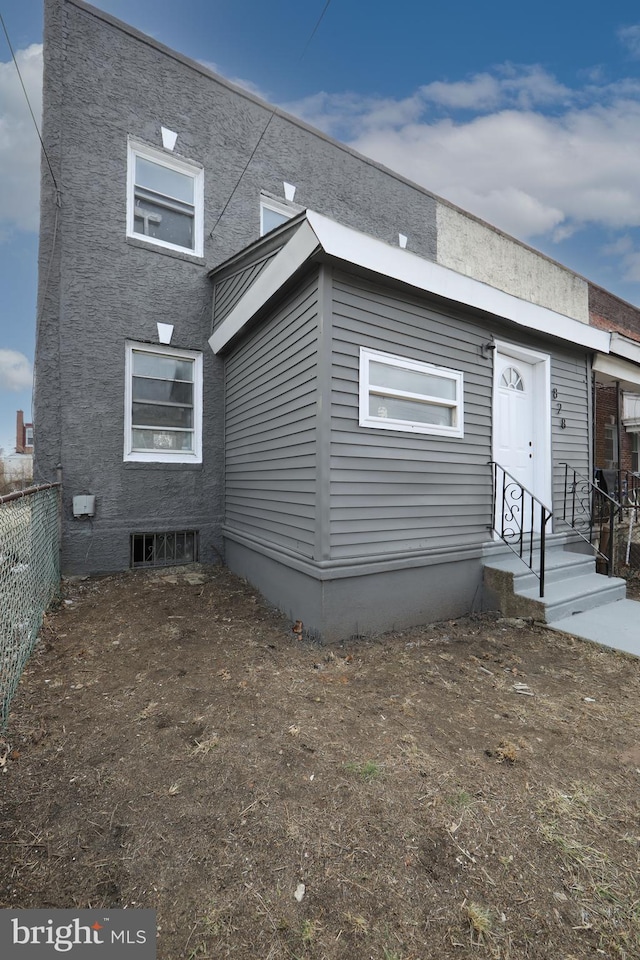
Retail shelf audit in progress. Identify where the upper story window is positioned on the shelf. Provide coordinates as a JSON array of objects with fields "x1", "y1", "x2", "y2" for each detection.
[
  {"x1": 127, "y1": 140, "x2": 204, "y2": 256},
  {"x1": 359, "y1": 347, "x2": 464, "y2": 438},
  {"x1": 124, "y1": 341, "x2": 203, "y2": 463},
  {"x1": 259, "y1": 195, "x2": 299, "y2": 236}
]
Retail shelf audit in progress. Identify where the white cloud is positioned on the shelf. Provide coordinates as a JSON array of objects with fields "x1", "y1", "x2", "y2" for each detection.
[
  {"x1": 419, "y1": 65, "x2": 571, "y2": 112},
  {"x1": 197, "y1": 58, "x2": 267, "y2": 99},
  {"x1": 0, "y1": 350, "x2": 33, "y2": 391},
  {"x1": 601, "y1": 234, "x2": 640, "y2": 282},
  {"x1": 282, "y1": 90, "x2": 425, "y2": 142},
  {"x1": 618, "y1": 24, "x2": 640, "y2": 58},
  {"x1": 0, "y1": 43, "x2": 43, "y2": 236},
  {"x1": 283, "y1": 65, "x2": 640, "y2": 245}
]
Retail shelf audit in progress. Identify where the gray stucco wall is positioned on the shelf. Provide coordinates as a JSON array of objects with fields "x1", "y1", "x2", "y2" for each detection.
[{"x1": 36, "y1": 0, "x2": 438, "y2": 574}]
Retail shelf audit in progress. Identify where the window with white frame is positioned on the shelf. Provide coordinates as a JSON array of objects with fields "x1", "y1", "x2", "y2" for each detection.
[
  {"x1": 359, "y1": 347, "x2": 464, "y2": 437},
  {"x1": 259, "y1": 195, "x2": 299, "y2": 236},
  {"x1": 604, "y1": 422, "x2": 618, "y2": 470},
  {"x1": 124, "y1": 342, "x2": 203, "y2": 463},
  {"x1": 127, "y1": 140, "x2": 204, "y2": 256}
]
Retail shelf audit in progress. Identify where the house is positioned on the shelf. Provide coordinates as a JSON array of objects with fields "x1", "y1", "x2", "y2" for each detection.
[
  {"x1": 15, "y1": 410, "x2": 34, "y2": 455},
  {"x1": 1, "y1": 411, "x2": 34, "y2": 490},
  {"x1": 588, "y1": 287, "x2": 640, "y2": 487},
  {"x1": 34, "y1": 0, "x2": 640, "y2": 640}
]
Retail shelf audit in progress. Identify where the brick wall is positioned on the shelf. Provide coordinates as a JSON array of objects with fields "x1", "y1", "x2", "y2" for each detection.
[{"x1": 594, "y1": 383, "x2": 637, "y2": 473}]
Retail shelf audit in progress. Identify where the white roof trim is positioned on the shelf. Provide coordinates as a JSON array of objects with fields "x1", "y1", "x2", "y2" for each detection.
[
  {"x1": 610, "y1": 332, "x2": 640, "y2": 365},
  {"x1": 210, "y1": 220, "x2": 320, "y2": 353},
  {"x1": 305, "y1": 211, "x2": 610, "y2": 353},
  {"x1": 210, "y1": 210, "x2": 611, "y2": 354},
  {"x1": 593, "y1": 352, "x2": 640, "y2": 389}
]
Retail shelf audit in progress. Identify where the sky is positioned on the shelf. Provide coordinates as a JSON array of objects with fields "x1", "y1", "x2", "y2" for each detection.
[{"x1": 2, "y1": 0, "x2": 640, "y2": 455}]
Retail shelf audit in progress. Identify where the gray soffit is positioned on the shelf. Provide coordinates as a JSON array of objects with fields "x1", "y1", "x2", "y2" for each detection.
[{"x1": 209, "y1": 211, "x2": 612, "y2": 356}]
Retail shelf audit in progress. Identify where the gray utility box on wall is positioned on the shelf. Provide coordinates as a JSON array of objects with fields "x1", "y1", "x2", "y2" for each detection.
[{"x1": 72, "y1": 495, "x2": 96, "y2": 518}]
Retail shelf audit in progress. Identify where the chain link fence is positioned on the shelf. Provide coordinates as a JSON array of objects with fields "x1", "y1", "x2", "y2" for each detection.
[{"x1": 0, "y1": 484, "x2": 61, "y2": 730}]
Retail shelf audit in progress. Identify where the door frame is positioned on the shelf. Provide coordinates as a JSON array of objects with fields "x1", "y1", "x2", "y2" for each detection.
[{"x1": 492, "y1": 339, "x2": 552, "y2": 511}]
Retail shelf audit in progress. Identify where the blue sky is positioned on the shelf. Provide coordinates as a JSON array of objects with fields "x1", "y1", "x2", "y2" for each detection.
[{"x1": 2, "y1": 0, "x2": 640, "y2": 454}]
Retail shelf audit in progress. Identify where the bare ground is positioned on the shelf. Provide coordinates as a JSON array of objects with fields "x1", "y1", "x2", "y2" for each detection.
[{"x1": 1, "y1": 565, "x2": 639, "y2": 960}]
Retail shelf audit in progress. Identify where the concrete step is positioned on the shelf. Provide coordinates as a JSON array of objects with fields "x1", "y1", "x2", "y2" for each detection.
[
  {"x1": 515, "y1": 571, "x2": 626, "y2": 622},
  {"x1": 483, "y1": 543, "x2": 626, "y2": 622},
  {"x1": 483, "y1": 546, "x2": 596, "y2": 594}
]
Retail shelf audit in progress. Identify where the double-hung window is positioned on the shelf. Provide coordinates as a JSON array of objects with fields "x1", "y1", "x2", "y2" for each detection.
[
  {"x1": 127, "y1": 140, "x2": 204, "y2": 256},
  {"x1": 124, "y1": 342, "x2": 203, "y2": 463},
  {"x1": 359, "y1": 347, "x2": 463, "y2": 437}
]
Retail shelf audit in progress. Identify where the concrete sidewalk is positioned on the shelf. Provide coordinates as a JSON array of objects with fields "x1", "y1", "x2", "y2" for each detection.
[{"x1": 548, "y1": 599, "x2": 640, "y2": 657}]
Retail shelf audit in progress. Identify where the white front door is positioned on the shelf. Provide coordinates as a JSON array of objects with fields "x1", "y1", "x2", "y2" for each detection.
[{"x1": 492, "y1": 343, "x2": 551, "y2": 534}]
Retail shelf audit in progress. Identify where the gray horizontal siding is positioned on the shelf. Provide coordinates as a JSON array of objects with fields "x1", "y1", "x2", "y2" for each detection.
[
  {"x1": 327, "y1": 273, "x2": 591, "y2": 559},
  {"x1": 225, "y1": 275, "x2": 319, "y2": 557},
  {"x1": 328, "y1": 274, "x2": 493, "y2": 559},
  {"x1": 550, "y1": 351, "x2": 590, "y2": 529},
  {"x1": 213, "y1": 250, "x2": 281, "y2": 329}
]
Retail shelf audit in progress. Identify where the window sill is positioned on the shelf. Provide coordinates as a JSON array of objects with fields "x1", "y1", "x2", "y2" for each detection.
[
  {"x1": 123, "y1": 461, "x2": 204, "y2": 471},
  {"x1": 126, "y1": 235, "x2": 206, "y2": 266}
]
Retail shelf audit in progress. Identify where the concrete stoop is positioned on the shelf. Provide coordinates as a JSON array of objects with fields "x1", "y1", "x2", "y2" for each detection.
[
  {"x1": 483, "y1": 540, "x2": 640, "y2": 658},
  {"x1": 483, "y1": 542, "x2": 626, "y2": 622}
]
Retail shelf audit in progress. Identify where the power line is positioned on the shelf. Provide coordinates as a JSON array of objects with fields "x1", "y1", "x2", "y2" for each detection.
[
  {"x1": 0, "y1": 10, "x2": 60, "y2": 199},
  {"x1": 300, "y1": 0, "x2": 332, "y2": 60},
  {"x1": 209, "y1": 110, "x2": 277, "y2": 239},
  {"x1": 209, "y1": 1, "x2": 333, "y2": 239}
]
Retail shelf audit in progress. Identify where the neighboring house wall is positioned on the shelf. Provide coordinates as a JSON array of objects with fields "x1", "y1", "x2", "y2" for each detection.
[
  {"x1": 15, "y1": 411, "x2": 34, "y2": 455},
  {"x1": 589, "y1": 284, "x2": 640, "y2": 480},
  {"x1": 589, "y1": 284, "x2": 640, "y2": 339},
  {"x1": 594, "y1": 384, "x2": 622, "y2": 470},
  {"x1": 436, "y1": 205, "x2": 590, "y2": 324}
]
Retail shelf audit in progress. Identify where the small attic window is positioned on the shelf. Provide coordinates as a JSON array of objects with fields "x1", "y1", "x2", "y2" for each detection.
[{"x1": 259, "y1": 195, "x2": 299, "y2": 236}]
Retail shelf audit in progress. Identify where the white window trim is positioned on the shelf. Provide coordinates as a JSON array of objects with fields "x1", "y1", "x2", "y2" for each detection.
[
  {"x1": 359, "y1": 347, "x2": 464, "y2": 438},
  {"x1": 259, "y1": 193, "x2": 302, "y2": 236},
  {"x1": 127, "y1": 139, "x2": 204, "y2": 257},
  {"x1": 124, "y1": 341, "x2": 203, "y2": 464}
]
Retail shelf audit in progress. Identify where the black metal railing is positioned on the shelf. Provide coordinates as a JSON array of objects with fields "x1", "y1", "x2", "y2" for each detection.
[
  {"x1": 591, "y1": 468, "x2": 640, "y2": 510},
  {"x1": 559, "y1": 463, "x2": 622, "y2": 576},
  {"x1": 489, "y1": 462, "x2": 553, "y2": 597}
]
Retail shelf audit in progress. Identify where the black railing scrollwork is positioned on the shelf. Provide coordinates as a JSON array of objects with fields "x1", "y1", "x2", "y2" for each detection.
[
  {"x1": 559, "y1": 463, "x2": 622, "y2": 576},
  {"x1": 489, "y1": 462, "x2": 553, "y2": 597}
]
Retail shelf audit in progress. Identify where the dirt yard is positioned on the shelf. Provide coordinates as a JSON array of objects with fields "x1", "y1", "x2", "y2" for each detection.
[{"x1": 1, "y1": 565, "x2": 639, "y2": 959}]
